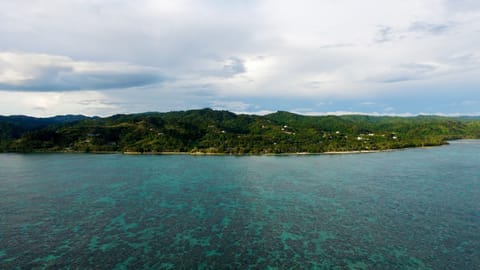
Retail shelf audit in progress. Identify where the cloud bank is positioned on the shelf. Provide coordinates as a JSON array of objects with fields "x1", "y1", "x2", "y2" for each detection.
[
  {"x1": 0, "y1": 0, "x2": 479, "y2": 116},
  {"x1": 0, "y1": 52, "x2": 163, "y2": 91}
]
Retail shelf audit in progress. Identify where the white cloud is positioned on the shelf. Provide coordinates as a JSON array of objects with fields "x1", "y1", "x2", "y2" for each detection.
[
  {"x1": 210, "y1": 100, "x2": 251, "y2": 112},
  {"x1": 0, "y1": 90, "x2": 118, "y2": 117},
  {"x1": 0, "y1": 0, "x2": 480, "y2": 115}
]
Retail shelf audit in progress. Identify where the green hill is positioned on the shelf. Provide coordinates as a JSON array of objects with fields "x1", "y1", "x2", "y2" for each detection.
[{"x1": 1, "y1": 109, "x2": 479, "y2": 154}]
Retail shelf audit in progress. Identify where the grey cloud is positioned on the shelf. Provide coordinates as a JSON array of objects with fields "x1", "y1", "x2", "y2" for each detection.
[
  {"x1": 375, "y1": 26, "x2": 395, "y2": 43},
  {"x1": 318, "y1": 43, "x2": 355, "y2": 49},
  {"x1": 306, "y1": 81, "x2": 325, "y2": 88},
  {"x1": 192, "y1": 57, "x2": 247, "y2": 78},
  {"x1": 372, "y1": 63, "x2": 438, "y2": 83},
  {"x1": 401, "y1": 63, "x2": 438, "y2": 72},
  {"x1": 445, "y1": 0, "x2": 480, "y2": 12},
  {"x1": 409, "y1": 22, "x2": 450, "y2": 35},
  {"x1": 372, "y1": 53, "x2": 480, "y2": 84},
  {"x1": 0, "y1": 69, "x2": 163, "y2": 92},
  {"x1": 77, "y1": 99, "x2": 120, "y2": 106},
  {"x1": 177, "y1": 85, "x2": 217, "y2": 98},
  {"x1": 446, "y1": 53, "x2": 480, "y2": 68},
  {"x1": 0, "y1": 52, "x2": 165, "y2": 92},
  {"x1": 375, "y1": 21, "x2": 451, "y2": 44},
  {"x1": 221, "y1": 57, "x2": 246, "y2": 77},
  {"x1": 379, "y1": 76, "x2": 414, "y2": 83},
  {"x1": 0, "y1": 1, "x2": 262, "y2": 73}
]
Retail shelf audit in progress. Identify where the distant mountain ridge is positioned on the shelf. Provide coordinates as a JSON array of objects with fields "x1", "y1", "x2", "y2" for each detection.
[
  {"x1": 1, "y1": 108, "x2": 479, "y2": 153},
  {"x1": 0, "y1": 114, "x2": 91, "y2": 128}
]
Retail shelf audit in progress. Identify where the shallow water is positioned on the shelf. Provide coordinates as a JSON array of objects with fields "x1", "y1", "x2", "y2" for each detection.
[{"x1": 0, "y1": 141, "x2": 479, "y2": 269}]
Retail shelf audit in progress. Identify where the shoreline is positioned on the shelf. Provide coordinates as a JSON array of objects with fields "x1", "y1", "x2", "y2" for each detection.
[
  {"x1": 1, "y1": 144, "x2": 452, "y2": 156},
  {"x1": 6, "y1": 140, "x2": 475, "y2": 156}
]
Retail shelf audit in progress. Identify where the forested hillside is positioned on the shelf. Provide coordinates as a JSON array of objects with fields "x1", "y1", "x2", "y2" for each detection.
[{"x1": 1, "y1": 109, "x2": 479, "y2": 154}]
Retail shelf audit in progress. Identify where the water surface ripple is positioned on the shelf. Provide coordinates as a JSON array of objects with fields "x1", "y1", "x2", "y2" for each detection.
[{"x1": 0, "y1": 141, "x2": 479, "y2": 269}]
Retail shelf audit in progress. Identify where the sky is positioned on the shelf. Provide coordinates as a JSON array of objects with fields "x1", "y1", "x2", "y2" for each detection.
[{"x1": 1, "y1": 0, "x2": 480, "y2": 117}]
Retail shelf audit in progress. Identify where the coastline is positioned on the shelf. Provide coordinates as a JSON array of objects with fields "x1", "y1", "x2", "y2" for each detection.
[
  {"x1": 119, "y1": 150, "x2": 390, "y2": 156},
  {"x1": 322, "y1": 150, "x2": 386, "y2": 155},
  {"x1": 78, "y1": 142, "x2": 452, "y2": 156},
  {"x1": 1, "y1": 145, "x2": 448, "y2": 156},
  {"x1": 3, "y1": 140, "x2": 469, "y2": 156}
]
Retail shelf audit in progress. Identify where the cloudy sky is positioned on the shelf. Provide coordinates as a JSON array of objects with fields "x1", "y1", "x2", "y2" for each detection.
[{"x1": 1, "y1": 0, "x2": 480, "y2": 116}]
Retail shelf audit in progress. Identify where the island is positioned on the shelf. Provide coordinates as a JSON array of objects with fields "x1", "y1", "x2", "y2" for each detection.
[{"x1": 1, "y1": 108, "x2": 479, "y2": 154}]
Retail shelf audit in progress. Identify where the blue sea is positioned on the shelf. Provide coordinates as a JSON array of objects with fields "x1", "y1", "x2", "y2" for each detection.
[{"x1": 0, "y1": 141, "x2": 479, "y2": 269}]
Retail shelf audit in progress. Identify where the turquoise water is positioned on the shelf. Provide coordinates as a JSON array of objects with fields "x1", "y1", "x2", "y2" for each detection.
[{"x1": 0, "y1": 141, "x2": 479, "y2": 269}]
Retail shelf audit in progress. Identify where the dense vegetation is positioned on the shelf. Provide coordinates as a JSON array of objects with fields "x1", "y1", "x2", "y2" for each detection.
[{"x1": 1, "y1": 109, "x2": 479, "y2": 154}]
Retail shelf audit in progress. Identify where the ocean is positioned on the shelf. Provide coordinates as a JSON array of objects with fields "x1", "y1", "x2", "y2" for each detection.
[{"x1": 1, "y1": 140, "x2": 479, "y2": 269}]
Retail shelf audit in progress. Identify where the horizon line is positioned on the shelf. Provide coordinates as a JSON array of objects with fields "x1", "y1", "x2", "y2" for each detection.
[{"x1": 2, "y1": 108, "x2": 480, "y2": 118}]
